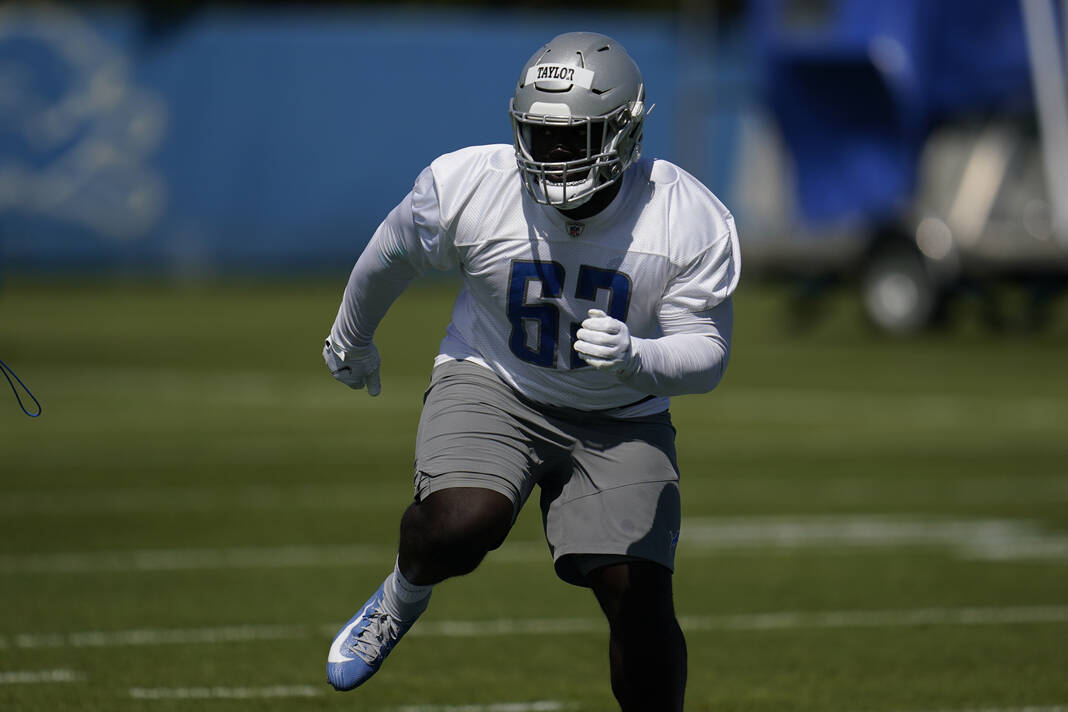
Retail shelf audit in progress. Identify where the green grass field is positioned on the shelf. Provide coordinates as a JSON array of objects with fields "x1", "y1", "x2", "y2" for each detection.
[{"x1": 2, "y1": 278, "x2": 1067, "y2": 711}]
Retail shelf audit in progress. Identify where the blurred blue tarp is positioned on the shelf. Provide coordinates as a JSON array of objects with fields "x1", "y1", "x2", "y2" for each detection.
[
  {"x1": 0, "y1": 5, "x2": 684, "y2": 274},
  {"x1": 751, "y1": 0, "x2": 1035, "y2": 225},
  {"x1": 0, "y1": 1, "x2": 1042, "y2": 274}
]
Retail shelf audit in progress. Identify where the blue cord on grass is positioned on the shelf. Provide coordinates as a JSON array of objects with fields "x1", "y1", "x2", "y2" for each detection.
[{"x1": 1, "y1": 358, "x2": 41, "y2": 417}]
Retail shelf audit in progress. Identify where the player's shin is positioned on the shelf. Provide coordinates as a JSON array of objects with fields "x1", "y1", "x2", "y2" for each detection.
[{"x1": 382, "y1": 559, "x2": 434, "y2": 623}]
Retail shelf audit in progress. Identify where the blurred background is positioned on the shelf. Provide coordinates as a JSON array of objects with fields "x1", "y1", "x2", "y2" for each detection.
[
  {"x1": 2, "y1": 2, "x2": 1068, "y2": 711},
  {"x1": 1, "y1": 0, "x2": 1065, "y2": 333}
]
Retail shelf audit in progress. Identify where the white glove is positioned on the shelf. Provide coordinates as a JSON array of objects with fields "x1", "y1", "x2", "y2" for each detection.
[
  {"x1": 574, "y1": 308, "x2": 639, "y2": 378},
  {"x1": 323, "y1": 337, "x2": 381, "y2": 396}
]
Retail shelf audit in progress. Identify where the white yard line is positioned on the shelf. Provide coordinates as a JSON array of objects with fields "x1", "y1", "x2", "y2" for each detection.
[
  {"x1": 411, "y1": 617, "x2": 603, "y2": 638},
  {"x1": 127, "y1": 687, "x2": 572, "y2": 709},
  {"x1": 411, "y1": 605, "x2": 1068, "y2": 638},
  {"x1": 2, "y1": 476, "x2": 1064, "y2": 517},
  {"x1": 858, "y1": 707, "x2": 1068, "y2": 712},
  {"x1": 30, "y1": 369, "x2": 1068, "y2": 423},
  {"x1": 9, "y1": 605, "x2": 1067, "y2": 651},
  {"x1": 679, "y1": 515, "x2": 1068, "y2": 561},
  {"x1": 129, "y1": 685, "x2": 321, "y2": 700},
  {"x1": 0, "y1": 669, "x2": 83, "y2": 684},
  {"x1": 119, "y1": 692, "x2": 1068, "y2": 711},
  {"x1": 0, "y1": 483, "x2": 402, "y2": 515},
  {"x1": 4, "y1": 515, "x2": 1066, "y2": 575},
  {"x1": 0, "y1": 544, "x2": 391, "y2": 574},
  {"x1": 677, "y1": 605, "x2": 1068, "y2": 632},
  {"x1": 114, "y1": 694, "x2": 1068, "y2": 711},
  {"x1": 712, "y1": 386, "x2": 1068, "y2": 427},
  {"x1": 388, "y1": 703, "x2": 574, "y2": 712},
  {"x1": 12, "y1": 624, "x2": 309, "y2": 649}
]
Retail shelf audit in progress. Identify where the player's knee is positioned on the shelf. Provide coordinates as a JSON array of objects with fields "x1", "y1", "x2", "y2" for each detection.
[
  {"x1": 441, "y1": 513, "x2": 511, "y2": 569},
  {"x1": 402, "y1": 487, "x2": 513, "y2": 568},
  {"x1": 590, "y1": 560, "x2": 676, "y2": 625}
]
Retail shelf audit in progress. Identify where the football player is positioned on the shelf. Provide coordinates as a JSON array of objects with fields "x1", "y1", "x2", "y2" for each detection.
[{"x1": 323, "y1": 31, "x2": 739, "y2": 710}]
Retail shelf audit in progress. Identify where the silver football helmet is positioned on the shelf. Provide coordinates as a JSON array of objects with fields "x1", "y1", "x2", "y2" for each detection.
[{"x1": 510, "y1": 32, "x2": 648, "y2": 209}]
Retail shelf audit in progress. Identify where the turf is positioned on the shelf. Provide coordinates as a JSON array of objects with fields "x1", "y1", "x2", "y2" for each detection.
[{"x1": 1, "y1": 277, "x2": 1066, "y2": 711}]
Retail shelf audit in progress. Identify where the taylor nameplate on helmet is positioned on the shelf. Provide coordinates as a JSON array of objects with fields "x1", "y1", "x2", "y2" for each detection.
[{"x1": 526, "y1": 64, "x2": 595, "y2": 90}]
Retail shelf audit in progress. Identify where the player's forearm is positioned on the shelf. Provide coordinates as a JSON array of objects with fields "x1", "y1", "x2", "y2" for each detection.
[
  {"x1": 330, "y1": 254, "x2": 415, "y2": 353},
  {"x1": 625, "y1": 331, "x2": 729, "y2": 396},
  {"x1": 623, "y1": 298, "x2": 733, "y2": 396}
]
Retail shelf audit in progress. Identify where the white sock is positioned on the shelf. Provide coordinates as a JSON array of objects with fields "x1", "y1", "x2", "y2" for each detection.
[{"x1": 380, "y1": 559, "x2": 433, "y2": 624}]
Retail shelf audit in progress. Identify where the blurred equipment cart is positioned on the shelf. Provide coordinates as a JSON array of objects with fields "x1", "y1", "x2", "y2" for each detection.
[{"x1": 745, "y1": 0, "x2": 1068, "y2": 333}]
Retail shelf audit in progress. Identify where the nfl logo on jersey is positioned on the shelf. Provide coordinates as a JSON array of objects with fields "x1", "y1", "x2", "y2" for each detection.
[{"x1": 566, "y1": 222, "x2": 584, "y2": 238}]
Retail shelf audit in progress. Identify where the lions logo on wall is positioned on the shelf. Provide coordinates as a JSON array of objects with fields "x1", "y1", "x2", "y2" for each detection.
[{"x1": 0, "y1": 3, "x2": 168, "y2": 240}]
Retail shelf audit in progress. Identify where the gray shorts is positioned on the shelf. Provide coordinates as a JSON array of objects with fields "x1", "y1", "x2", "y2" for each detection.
[{"x1": 413, "y1": 359, "x2": 681, "y2": 587}]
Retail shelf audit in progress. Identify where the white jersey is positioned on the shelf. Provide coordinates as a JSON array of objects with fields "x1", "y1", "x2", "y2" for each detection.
[{"x1": 332, "y1": 144, "x2": 740, "y2": 414}]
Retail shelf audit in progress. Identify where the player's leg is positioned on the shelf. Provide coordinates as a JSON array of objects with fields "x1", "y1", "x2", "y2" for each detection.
[
  {"x1": 328, "y1": 360, "x2": 538, "y2": 691},
  {"x1": 586, "y1": 560, "x2": 687, "y2": 711},
  {"x1": 539, "y1": 407, "x2": 683, "y2": 709},
  {"x1": 326, "y1": 486, "x2": 515, "y2": 691}
]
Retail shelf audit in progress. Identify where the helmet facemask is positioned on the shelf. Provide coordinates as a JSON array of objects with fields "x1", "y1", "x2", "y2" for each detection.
[
  {"x1": 511, "y1": 100, "x2": 642, "y2": 209},
  {"x1": 510, "y1": 32, "x2": 648, "y2": 211}
]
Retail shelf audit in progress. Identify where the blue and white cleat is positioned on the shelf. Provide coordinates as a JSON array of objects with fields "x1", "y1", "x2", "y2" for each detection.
[{"x1": 326, "y1": 583, "x2": 415, "y2": 691}]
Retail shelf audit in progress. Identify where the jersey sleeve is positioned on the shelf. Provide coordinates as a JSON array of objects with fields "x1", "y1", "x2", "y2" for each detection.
[
  {"x1": 328, "y1": 166, "x2": 457, "y2": 355},
  {"x1": 410, "y1": 165, "x2": 461, "y2": 272},
  {"x1": 622, "y1": 170, "x2": 740, "y2": 397},
  {"x1": 661, "y1": 205, "x2": 740, "y2": 316}
]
